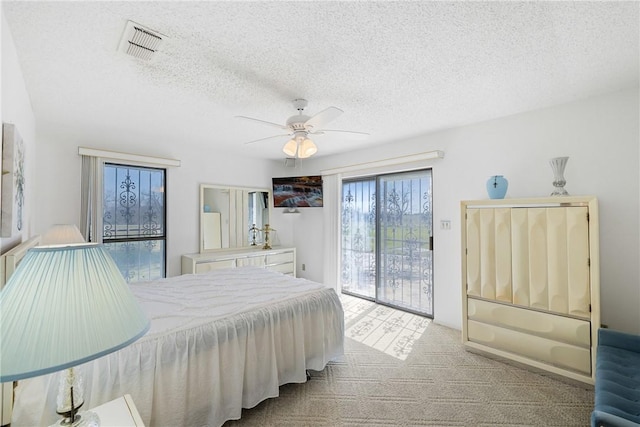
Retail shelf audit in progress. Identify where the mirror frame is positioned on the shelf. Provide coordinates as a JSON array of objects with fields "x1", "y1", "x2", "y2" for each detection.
[{"x1": 200, "y1": 184, "x2": 272, "y2": 253}]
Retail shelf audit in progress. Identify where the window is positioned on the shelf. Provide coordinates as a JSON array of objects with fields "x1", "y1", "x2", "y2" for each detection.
[
  {"x1": 80, "y1": 147, "x2": 178, "y2": 283},
  {"x1": 102, "y1": 163, "x2": 166, "y2": 283}
]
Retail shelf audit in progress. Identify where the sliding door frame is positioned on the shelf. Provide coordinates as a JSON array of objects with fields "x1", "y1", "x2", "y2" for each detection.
[{"x1": 341, "y1": 168, "x2": 434, "y2": 318}]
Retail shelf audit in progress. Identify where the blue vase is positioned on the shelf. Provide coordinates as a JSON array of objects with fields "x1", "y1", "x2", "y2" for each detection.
[{"x1": 486, "y1": 175, "x2": 508, "y2": 199}]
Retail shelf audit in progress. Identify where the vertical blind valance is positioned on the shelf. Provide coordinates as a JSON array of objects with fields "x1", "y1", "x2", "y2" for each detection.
[
  {"x1": 77, "y1": 147, "x2": 181, "y2": 168},
  {"x1": 320, "y1": 150, "x2": 444, "y2": 177}
]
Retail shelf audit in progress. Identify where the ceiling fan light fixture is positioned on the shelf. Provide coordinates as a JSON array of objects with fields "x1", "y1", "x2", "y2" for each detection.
[
  {"x1": 282, "y1": 139, "x2": 298, "y2": 157},
  {"x1": 298, "y1": 138, "x2": 317, "y2": 159},
  {"x1": 241, "y1": 99, "x2": 363, "y2": 158}
]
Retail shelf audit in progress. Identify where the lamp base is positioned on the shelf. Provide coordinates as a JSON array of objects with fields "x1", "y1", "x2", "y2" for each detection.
[{"x1": 52, "y1": 410, "x2": 100, "y2": 427}]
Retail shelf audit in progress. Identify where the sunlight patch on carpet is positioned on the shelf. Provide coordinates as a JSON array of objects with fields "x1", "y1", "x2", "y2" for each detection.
[{"x1": 340, "y1": 294, "x2": 431, "y2": 360}]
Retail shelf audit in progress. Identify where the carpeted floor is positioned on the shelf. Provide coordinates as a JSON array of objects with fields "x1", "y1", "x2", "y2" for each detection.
[{"x1": 225, "y1": 296, "x2": 594, "y2": 426}]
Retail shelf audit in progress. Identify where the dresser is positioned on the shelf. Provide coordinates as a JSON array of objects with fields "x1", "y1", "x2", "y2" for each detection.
[
  {"x1": 182, "y1": 247, "x2": 296, "y2": 276},
  {"x1": 461, "y1": 196, "x2": 600, "y2": 384}
]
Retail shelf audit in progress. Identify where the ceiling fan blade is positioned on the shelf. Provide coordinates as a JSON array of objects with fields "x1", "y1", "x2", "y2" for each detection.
[
  {"x1": 316, "y1": 129, "x2": 370, "y2": 140},
  {"x1": 243, "y1": 134, "x2": 291, "y2": 145},
  {"x1": 236, "y1": 116, "x2": 288, "y2": 130},
  {"x1": 304, "y1": 107, "x2": 343, "y2": 131}
]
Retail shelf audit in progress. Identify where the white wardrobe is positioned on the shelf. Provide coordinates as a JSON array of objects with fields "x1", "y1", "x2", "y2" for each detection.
[{"x1": 461, "y1": 196, "x2": 600, "y2": 384}]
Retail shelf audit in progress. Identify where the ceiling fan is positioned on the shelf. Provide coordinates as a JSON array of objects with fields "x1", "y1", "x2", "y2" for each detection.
[{"x1": 237, "y1": 99, "x2": 369, "y2": 158}]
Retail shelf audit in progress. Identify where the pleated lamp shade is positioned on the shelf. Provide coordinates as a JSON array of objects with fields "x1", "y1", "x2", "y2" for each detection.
[{"x1": 0, "y1": 243, "x2": 150, "y2": 382}]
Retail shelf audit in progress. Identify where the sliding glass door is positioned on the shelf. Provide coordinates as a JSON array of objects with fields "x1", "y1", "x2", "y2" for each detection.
[
  {"x1": 377, "y1": 170, "x2": 433, "y2": 315},
  {"x1": 342, "y1": 178, "x2": 377, "y2": 299},
  {"x1": 341, "y1": 169, "x2": 433, "y2": 317}
]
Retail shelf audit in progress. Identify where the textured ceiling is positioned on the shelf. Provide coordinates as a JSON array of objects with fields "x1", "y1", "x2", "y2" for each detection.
[{"x1": 2, "y1": 1, "x2": 639, "y2": 160}]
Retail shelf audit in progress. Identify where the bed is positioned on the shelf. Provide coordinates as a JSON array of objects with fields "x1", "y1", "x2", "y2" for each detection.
[{"x1": 5, "y1": 242, "x2": 344, "y2": 427}]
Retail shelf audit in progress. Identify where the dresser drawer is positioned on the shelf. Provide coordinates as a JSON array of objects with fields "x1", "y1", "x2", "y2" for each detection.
[
  {"x1": 467, "y1": 320, "x2": 591, "y2": 374},
  {"x1": 267, "y1": 262, "x2": 295, "y2": 275},
  {"x1": 265, "y1": 251, "x2": 294, "y2": 264},
  {"x1": 467, "y1": 298, "x2": 591, "y2": 347},
  {"x1": 195, "y1": 259, "x2": 235, "y2": 273},
  {"x1": 236, "y1": 255, "x2": 265, "y2": 268}
]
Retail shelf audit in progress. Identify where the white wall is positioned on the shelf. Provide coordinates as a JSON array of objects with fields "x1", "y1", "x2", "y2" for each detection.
[
  {"x1": 280, "y1": 88, "x2": 640, "y2": 334},
  {"x1": 0, "y1": 12, "x2": 36, "y2": 253}
]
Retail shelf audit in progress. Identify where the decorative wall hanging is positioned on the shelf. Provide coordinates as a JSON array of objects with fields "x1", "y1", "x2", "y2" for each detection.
[
  {"x1": 1, "y1": 123, "x2": 25, "y2": 237},
  {"x1": 272, "y1": 175, "x2": 323, "y2": 207},
  {"x1": 486, "y1": 175, "x2": 508, "y2": 199},
  {"x1": 549, "y1": 156, "x2": 569, "y2": 196}
]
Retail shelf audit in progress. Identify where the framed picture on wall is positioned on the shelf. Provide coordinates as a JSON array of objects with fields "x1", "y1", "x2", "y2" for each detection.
[
  {"x1": 272, "y1": 175, "x2": 323, "y2": 208},
  {"x1": 1, "y1": 123, "x2": 25, "y2": 237}
]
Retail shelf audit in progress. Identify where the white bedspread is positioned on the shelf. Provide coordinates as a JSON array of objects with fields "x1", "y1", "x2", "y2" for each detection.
[{"x1": 11, "y1": 267, "x2": 344, "y2": 427}]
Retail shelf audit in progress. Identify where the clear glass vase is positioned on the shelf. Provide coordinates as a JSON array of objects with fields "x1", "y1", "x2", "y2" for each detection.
[{"x1": 549, "y1": 157, "x2": 569, "y2": 196}]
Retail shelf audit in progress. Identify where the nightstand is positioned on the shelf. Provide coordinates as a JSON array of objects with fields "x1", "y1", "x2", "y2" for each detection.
[
  {"x1": 86, "y1": 394, "x2": 144, "y2": 427},
  {"x1": 48, "y1": 395, "x2": 144, "y2": 427},
  {"x1": 91, "y1": 394, "x2": 144, "y2": 426}
]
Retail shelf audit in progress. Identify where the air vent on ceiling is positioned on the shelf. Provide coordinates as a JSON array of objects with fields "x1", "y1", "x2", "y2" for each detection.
[{"x1": 118, "y1": 20, "x2": 165, "y2": 61}]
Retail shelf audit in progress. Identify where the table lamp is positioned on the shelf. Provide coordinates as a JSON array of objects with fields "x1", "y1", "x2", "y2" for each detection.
[{"x1": 0, "y1": 242, "x2": 150, "y2": 426}]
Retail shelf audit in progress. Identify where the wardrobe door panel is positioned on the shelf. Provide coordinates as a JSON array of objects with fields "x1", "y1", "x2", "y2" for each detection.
[
  {"x1": 466, "y1": 209, "x2": 481, "y2": 297},
  {"x1": 567, "y1": 207, "x2": 590, "y2": 318},
  {"x1": 547, "y1": 208, "x2": 569, "y2": 314},
  {"x1": 528, "y1": 209, "x2": 549, "y2": 310},
  {"x1": 511, "y1": 209, "x2": 530, "y2": 306},
  {"x1": 479, "y1": 209, "x2": 496, "y2": 300},
  {"x1": 494, "y1": 208, "x2": 512, "y2": 302}
]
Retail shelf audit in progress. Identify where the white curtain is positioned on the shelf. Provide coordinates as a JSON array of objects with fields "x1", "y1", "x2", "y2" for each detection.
[
  {"x1": 321, "y1": 173, "x2": 341, "y2": 291},
  {"x1": 79, "y1": 155, "x2": 102, "y2": 243}
]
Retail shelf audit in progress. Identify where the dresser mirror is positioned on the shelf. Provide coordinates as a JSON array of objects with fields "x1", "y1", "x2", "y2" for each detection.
[{"x1": 200, "y1": 184, "x2": 271, "y2": 252}]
